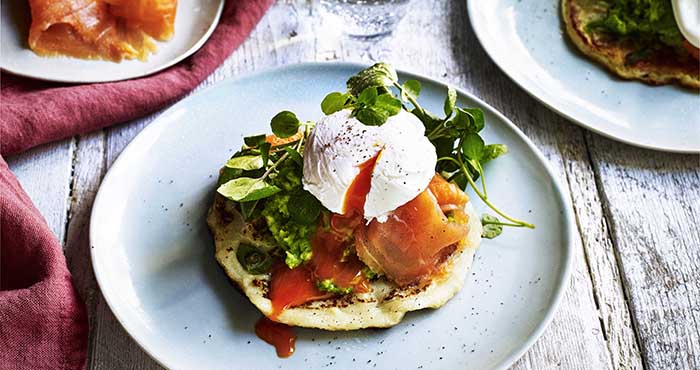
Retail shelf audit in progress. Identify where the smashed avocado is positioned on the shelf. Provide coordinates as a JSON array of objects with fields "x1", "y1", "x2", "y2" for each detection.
[
  {"x1": 587, "y1": 0, "x2": 684, "y2": 52},
  {"x1": 261, "y1": 194, "x2": 314, "y2": 269},
  {"x1": 317, "y1": 279, "x2": 353, "y2": 295}
]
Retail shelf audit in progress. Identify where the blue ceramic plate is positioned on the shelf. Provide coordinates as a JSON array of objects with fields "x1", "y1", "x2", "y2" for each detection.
[
  {"x1": 468, "y1": 0, "x2": 700, "y2": 153},
  {"x1": 90, "y1": 63, "x2": 574, "y2": 370}
]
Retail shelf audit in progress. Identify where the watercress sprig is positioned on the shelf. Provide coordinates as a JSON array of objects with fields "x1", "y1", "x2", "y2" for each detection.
[
  {"x1": 217, "y1": 107, "x2": 325, "y2": 230},
  {"x1": 217, "y1": 111, "x2": 310, "y2": 215},
  {"x1": 321, "y1": 87, "x2": 402, "y2": 126},
  {"x1": 322, "y1": 63, "x2": 534, "y2": 238}
]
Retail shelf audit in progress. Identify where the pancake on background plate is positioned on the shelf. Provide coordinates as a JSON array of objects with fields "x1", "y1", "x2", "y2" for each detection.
[{"x1": 562, "y1": 0, "x2": 700, "y2": 88}]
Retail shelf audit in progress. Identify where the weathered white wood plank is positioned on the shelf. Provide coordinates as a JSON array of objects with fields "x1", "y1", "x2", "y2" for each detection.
[
  {"x1": 6, "y1": 139, "x2": 74, "y2": 241},
  {"x1": 64, "y1": 132, "x2": 104, "y2": 310},
  {"x1": 557, "y1": 131, "x2": 644, "y2": 370},
  {"x1": 588, "y1": 135, "x2": 700, "y2": 370},
  {"x1": 60, "y1": 131, "x2": 110, "y2": 370}
]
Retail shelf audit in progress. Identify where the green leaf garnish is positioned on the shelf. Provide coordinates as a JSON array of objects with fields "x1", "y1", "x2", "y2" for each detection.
[
  {"x1": 357, "y1": 86, "x2": 378, "y2": 105},
  {"x1": 244, "y1": 134, "x2": 267, "y2": 148},
  {"x1": 217, "y1": 167, "x2": 242, "y2": 186},
  {"x1": 354, "y1": 109, "x2": 381, "y2": 126},
  {"x1": 270, "y1": 111, "x2": 301, "y2": 138},
  {"x1": 288, "y1": 189, "x2": 322, "y2": 225},
  {"x1": 346, "y1": 62, "x2": 398, "y2": 96},
  {"x1": 283, "y1": 147, "x2": 303, "y2": 166},
  {"x1": 352, "y1": 87, "x2": 401, "y2": 126},
  {"x1": 215, "y1": 116, "x2": 312, "y2": 224},
  {"x1": 401, "y1": 79, "x2": 421, "y2": 102},
  {"x1": 259, "y1": 142, "x2": 272, "y2": 168},
  {"x1": 461, "y1": 133, "x2": 485, "y2": 161},
  {"x1": 225, "y1": 155, "x2": 264, "y2": 171},
  {"x1": 374, "y1": 93, "x2": 402, "y2": 116},
  {"x1": 321, "y1": 92, "x2": 351, "y2": 115},
  {"x1": 481, "y1": 144, "x2": 508, "y2": 163},
  {"x1": 424, "y1": 84, "x2": 534, "y2": 235},
  {"x1": 432, "y1": 137, "x2": 456, "y2": 160},
  {"x1": 453, "y1": 108, "x2": 484, "y2": 133},
  {"x1": 481, "y1": 214, "x2": 504, "y2": 239},
  {"x1": 236, "y1": 243, "x2": 272, "y2": 274},
  {"x1": 460, "y1": 108, "x2": 485, "y2": 132},
  {"x1": 217, "y1": 177, "x2": 281, "y2": 202},
  {"x1": 444, "y1": 86, "x2": 457, "y2": 116}
]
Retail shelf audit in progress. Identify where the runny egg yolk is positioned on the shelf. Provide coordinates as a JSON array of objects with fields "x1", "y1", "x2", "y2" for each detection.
[{"x1": 342, "y1": 151, "x2": 381, "y2": 215}]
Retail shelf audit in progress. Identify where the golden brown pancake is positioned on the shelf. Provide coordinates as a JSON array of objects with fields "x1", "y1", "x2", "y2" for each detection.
[
  {"x1": 206, "y1": 195, "x2": 482, "y2": 330},
  {"x1": 562, "y1": 0, "x2": 700, "y2": 88}
]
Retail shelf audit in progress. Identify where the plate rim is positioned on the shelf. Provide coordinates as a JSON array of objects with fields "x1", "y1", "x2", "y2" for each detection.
[
  {"x1": 89, "y1": 61, "x2": 575, "y2": 370},
  {"x1": 0, "y1": 0, "x2": 225, "y2": 84},
  {"x1": 466, "y1": 0, "x2": 700, "y2": 154}
]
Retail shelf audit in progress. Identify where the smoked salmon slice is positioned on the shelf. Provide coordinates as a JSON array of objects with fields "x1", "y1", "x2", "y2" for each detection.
[
  {"x1": 355, "y1": 175, "x2": 471, "y2": 286},
  {"x1": 28, "y1": 0, "x2": 177, "y2": 62}
]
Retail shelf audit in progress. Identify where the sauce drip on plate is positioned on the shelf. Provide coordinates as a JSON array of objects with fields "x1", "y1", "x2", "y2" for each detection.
[
  {"x1": 264, "y1": 218, "x2": 370, "y2": 357},
  {"x1": 255, "y1": 317, "x2": 296, "y2": 358}
]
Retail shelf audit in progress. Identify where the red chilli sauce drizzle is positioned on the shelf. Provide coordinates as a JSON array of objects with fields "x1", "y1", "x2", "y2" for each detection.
[{"x1": 255, "y1": 152, "x2": 380, "y2": 357}]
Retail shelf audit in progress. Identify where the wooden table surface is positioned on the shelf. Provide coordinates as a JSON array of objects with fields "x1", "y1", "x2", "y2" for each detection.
[{"x1": 7, "y1": 1, "x2": 700, "y2": 369}]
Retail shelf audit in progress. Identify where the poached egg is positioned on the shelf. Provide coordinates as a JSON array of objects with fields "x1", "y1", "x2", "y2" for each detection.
[
  {"x1": 672, "y1": 0, "x2": 700, "y2": 48},
  {"x1": 303, "y1": 109, "x2": 437, "y2": 222}
]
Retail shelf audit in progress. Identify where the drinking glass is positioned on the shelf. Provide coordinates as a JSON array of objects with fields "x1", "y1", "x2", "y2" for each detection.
[{"x1": 318, "y1": 0, "x2": 413, "y2": 39}]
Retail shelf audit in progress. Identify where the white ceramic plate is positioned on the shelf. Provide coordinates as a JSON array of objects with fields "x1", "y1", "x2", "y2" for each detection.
[
  {"x1": 90, "y1": 63, "x2": 574, "y2": 370},
  {"x1": 0, "y1": 0, "x2": 223, "y2": 83},
  {"x1": 467, "y1": 1, "x2": 700, "y2": 153}
]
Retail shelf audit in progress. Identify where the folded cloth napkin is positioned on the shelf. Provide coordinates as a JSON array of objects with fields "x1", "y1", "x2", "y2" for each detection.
[
  {"x1": 0, "y1": 157, "x2": 88, "y2": 370},
  {"x1": 0, "y1": 1, "x2": 272, "y2": 369}
]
